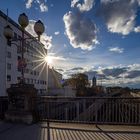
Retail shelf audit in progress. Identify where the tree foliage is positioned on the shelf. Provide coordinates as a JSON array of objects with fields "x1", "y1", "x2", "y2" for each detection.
[{"x1": 67, "y1": 73, "x2": 89, "y2": 96}]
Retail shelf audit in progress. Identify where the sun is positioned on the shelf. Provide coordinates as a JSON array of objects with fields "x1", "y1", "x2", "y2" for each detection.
[{"x1": 44, "y1": 56, "x2": 53, "y2": 64}]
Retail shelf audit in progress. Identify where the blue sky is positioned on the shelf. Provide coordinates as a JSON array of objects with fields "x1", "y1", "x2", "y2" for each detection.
[{"x1": 1, "y1": 0, "x2": 140, "y2": 88}]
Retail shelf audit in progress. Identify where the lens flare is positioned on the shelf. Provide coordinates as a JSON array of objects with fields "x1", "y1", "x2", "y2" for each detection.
[{"x1": 44, "y1": 56, "x2": 53, "y2": 64}]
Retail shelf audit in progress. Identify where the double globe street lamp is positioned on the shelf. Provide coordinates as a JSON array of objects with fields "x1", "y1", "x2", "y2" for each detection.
[
  {"x1": 3, "y1": 13, "x2": 45, "y2": 83},
  {"x1": 3, "y1": 13, "x2": 45, "y2": 124}
]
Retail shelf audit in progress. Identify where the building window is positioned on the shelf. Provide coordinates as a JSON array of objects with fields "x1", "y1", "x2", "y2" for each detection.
[
  {"x1": 18, "y1": 35, "x2": 22, "y2": 39},
  {"x1": 34, "y1": 71, "x2": 36, "y2": 75},
  {"x1": 14, "y1": 32, "x2": 17, "y2": 39},
  {"x1": 17, "y1": 45, "x2": 21, "y2": 53},
  {"x1": 37, "y1": 71, "x2": 39, "y2": 75},
  {"x1": 30, "y1": 70, "x2": 33, "y2": 75},
  {"x1": 17, "y1": 77, "x2": 20, "y2": 83},
  {"x1": 7, "y1": 75, "x2": 11, "y2": 81},
  {"x1": 31, "y1": 79, "x2": 33, "y2": 84},
  {"x1": 7, "y1": 63, "x2": 11, "y2": 70},
  {"x1": 7, "y1": 51, "x2": 11, "y2": 58},
  {"x1": 26, "y1": 78, "x2": 30, "y2": 84},
  {"x1": 25, "y1": 68, "x2": 29, "y2": 74},
  {"x1": 44, "y1": 81, "x2": 46, "y2": 85},
  {"x1": 17, "y1": 56, "x2": 21, "y2": 72}
]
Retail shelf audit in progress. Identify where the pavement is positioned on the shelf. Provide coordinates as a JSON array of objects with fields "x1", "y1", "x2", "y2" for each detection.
[
  {"x1": 0, "y1": 121, "x2": 40, "y2": 140},
  {"x1": 0, "y1": 121, "x2": 140, "y2": 140}
]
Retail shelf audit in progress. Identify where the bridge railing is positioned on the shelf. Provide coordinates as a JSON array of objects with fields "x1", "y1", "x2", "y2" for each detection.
[
  {"x1": 33, "y1": 96, "x2": 140, "y2": 125},
  {"x1": 1, "y1": 96, "x2": 140, "y2": 125}
]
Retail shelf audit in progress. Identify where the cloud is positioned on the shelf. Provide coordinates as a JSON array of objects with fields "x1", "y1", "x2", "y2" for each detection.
[
  {"x1": 63, "y1": 11, "x2": 98, "y2": 50},
  {"x1": 55, "y1": 68, "x2": 64, "y2": 72},
  {"x1": 41, "y1": 33, "x2": 52, "y2": 49},
  {"x1": 71, "y1": 0, "x2": 79, "y2": 7},
  {"x1": 125, "y1": 70, "x2": 140, "y2": 78},
  {"x1": 71, "y1": 0, "x2": 95, "y2": 12},
  {"x1": 50, "y1": 56, "x2": 66, "y2": 61},
  {"x1": 109, "y1": 47, "x2": 124, "y2": 53},
  {"x1": 70, "y1": 67, "x2": 84, "y2": 71},
  {"x1": 40, "y1": 3, "x2": 48, "y2": 12},
  {"x1": 54, "y1": 31, "x2": 60, "y2": 35},
  {"x1": 134, "y1": 26, "x2": 140, "y2": 32},
  {"x1": 102, "y1": 67, "x2": 127, "y2": 77},
  {"x1": 60, "y1": 64, "x2": 140, "y2": 87},
  {"x1": 98, "y1": 0, "x2": 138, "y2": 35},
  {"x1": 26, "y1": 0, "x2": 33, "y2": 8},
  {"x1": 25, "y1": 20, "x2": 52, "y2": 49},
  {"x1": 25, "y1": 0, "x2": 48, "y2": 12},
  {"x1": 137, "y1": 0, "x2": 140, "y2": 5}
]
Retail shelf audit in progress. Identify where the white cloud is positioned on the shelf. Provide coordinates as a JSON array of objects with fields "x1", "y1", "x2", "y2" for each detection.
[
  {"x1": 54, "y1": 31, "x2": 60, "y2": 35},
  {"x1": 40, "y1": 3, "x2": 48, "y2": 12},
  {"x1": 26, "y1": 0, "x2": 33, "y2": 8},
  {"x1": 99, "y1": 0, "x2": 138, "y2": 35},
  {"x1": 71, "y1": 0, "x2": 79, "y2": 7},
  {"x1": 25, "y1": 20, "x2": 52, "y2": 49},
  {"x1": 84, "y1": 64, "x2": 140, "y2": 87},
  {"x1": 63, "y1": 11, "x2": 98, "y2": 51},
  {"x1": 25, "y1": 0, "x2": 48, "y2": 12},
  {"x1": 41, "y1": 33, "x2": 52, "y2": 49},
  {"x1": 109, "y1": 47, "x2": 124, "y2": 53},
  {"x1": 137, "y1": 0, "x2": 140, "y2": 5},
  {"x1": 71, "y1": 0, "x2": 95, "y2": 12},
  {"x1": 134, "y1": 26, "x2": 140, "y2": 32}
]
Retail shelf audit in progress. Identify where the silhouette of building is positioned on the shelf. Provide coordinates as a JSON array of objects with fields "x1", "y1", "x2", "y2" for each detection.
[{"x1": 92, "y1": 76, "x2": 96, "y2": 87}]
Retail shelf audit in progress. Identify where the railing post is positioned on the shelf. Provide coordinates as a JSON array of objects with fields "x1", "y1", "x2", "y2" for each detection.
[
  {"x1": 76, "y1": 102, "x2": 79, "y2": 121},
  {"x1": 83, "y1": 99, "x2": 86, "y2": 121},
  {"x1": 95, "y1": 100, "x2": 98, "y2": 123},
  {"x1": 65, "y1": 107, "x2": 68, "y2": 121}
]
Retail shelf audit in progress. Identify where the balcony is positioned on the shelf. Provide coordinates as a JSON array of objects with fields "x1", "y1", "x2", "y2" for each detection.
[{"x1": 0, "y1": 96, "x2": 140, "y2": 140}]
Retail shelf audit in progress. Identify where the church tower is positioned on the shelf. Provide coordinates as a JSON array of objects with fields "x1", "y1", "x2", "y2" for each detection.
[{"x1": 92, "y1": 76, "x2": 96, "y2": 87}]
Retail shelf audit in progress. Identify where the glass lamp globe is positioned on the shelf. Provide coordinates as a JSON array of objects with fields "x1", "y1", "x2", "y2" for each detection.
[
  {"x1": 3, "y1": 25, "x2": 13, "y2": 39},
  {"x1": 18, "y1": 13, "x2": 29, "y2": 28},
  {"x1": 34, "y1": 20, "x2": 45, "y2": 37}
]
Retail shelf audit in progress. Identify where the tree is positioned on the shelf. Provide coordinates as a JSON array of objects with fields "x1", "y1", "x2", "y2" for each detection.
[{"x1": 68, "y1": 73, "x2": 89, "y2": 96}]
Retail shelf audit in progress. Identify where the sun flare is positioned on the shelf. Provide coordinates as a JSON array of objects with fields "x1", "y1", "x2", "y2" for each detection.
[{"x1": 44, "y1": 56, "x2": 53, "y2": 64}]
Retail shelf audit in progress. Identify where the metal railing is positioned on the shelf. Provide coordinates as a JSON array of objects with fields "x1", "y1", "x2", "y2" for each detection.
[
  {"x1": 0, "y1": 96, "x2": 140, "y2": 125},
  {"x1": 33, "y1": 96, "x2": 140, "y2": 125}
]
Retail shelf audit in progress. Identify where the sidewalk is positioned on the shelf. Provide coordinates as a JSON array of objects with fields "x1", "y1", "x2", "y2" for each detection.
[
  {"x1": 0, "y1": 121, "x2": 140, "y2": 140},
  {"x1": 0, "y1": 121, "x2": 40, "y2": 140}
]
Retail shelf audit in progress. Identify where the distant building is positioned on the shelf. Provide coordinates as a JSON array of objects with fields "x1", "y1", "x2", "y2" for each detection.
[
  {"x1": 0, "y1": 10, "x2": 62, "y2": 96},
  {"x1": 92, "y1": 76, "x2": 96, "y2": 87},
  {"x1": 91, "y1": 76, "x2": 106, "y2": 94}
]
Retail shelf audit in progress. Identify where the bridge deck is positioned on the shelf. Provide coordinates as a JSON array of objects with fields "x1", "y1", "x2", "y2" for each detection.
[{"x1": 0, "y1": 122, "x2": 140, "y2": 140}]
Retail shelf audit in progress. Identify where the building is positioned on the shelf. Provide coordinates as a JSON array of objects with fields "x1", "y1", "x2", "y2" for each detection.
[
  {"x1": 92, "y1": 76, "x2": 96, "y2": 87},
  {"x1": 0, "y1": 10, "x2": 62, "y2": 96}
]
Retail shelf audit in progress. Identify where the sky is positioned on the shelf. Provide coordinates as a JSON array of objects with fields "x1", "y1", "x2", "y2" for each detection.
[{"x1": 1, "y1": 0, "x2": 140, "y2": 88}]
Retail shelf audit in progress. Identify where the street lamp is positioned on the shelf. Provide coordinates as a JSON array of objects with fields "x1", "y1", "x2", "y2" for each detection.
[
  {"x1": 3, "y1": 13, "x2": 45, "y2": 83},
  {"x1": 3, "y1": 13, "x2": 45, "y2": 124}
]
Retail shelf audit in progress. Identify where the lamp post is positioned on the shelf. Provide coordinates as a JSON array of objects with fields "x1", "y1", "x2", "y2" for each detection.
[
  {"x1": 3, "y1": 13, "x2": 45, "y2": 83},
  {"x1": 3, "y1": 13, "x2": 45, "y2": 124}
]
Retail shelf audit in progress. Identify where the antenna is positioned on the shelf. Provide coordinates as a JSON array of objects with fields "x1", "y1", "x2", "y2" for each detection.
[{"x1": 6, "y1": 9, "x2": 9, "y2": 24}]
